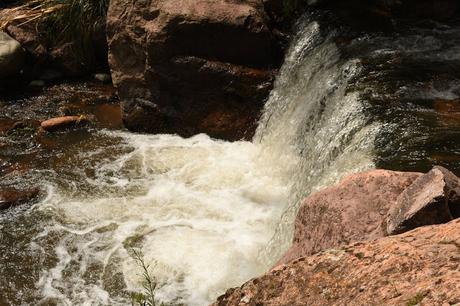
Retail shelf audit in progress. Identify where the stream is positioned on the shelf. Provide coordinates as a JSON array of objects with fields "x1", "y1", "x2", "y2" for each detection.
[{"x1": 1, "y1": 13, "x2": 460, "y2": 306}]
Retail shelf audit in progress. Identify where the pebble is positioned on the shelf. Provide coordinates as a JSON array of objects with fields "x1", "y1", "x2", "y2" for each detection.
[
  {"x1": 94, "y1": 73, "x2": 112, "y2": 83},
  {"x1": 29, "y1": 80, "x2": 45, "y2": 87}
]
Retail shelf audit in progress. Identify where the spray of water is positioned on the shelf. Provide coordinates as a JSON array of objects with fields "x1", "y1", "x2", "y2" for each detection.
[{"x1": 3, "y1": 15, "x2": 383, "y2": 306}]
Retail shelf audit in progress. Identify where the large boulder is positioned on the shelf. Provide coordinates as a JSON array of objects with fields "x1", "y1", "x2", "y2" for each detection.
[
  {"x1": 0, "y1": 31, "x2": 24, "y2": 79},
  {"x1": 213, "y1": 219, "x2": 460, "y2": 306},
  {"x1": 387, "y1": 166, "x2": 460, "y2": 235},
  {"x1": 107, "y1": 0, "x2": 282, "y2": 140},
  {"x1": 279, "y1": 169, "x2": 421, "y2": 264}
]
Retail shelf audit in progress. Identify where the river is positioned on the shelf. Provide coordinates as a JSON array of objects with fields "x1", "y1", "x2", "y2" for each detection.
[{"x1": 1, "y1": 13, "x2": 460, "y2": 306}]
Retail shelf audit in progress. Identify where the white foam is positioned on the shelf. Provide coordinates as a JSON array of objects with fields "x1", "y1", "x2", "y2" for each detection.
[
  {"x1": 31, "y1": 16, "x2": 382, "y2": 306},
  {"x1": 35, "y1": 132, "x2": 291, "y2": 305}
]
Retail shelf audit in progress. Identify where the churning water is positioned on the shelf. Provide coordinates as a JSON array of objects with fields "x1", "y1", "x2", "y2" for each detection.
[{"x1": 2, "y1": 14, "x2": 460, "y2": 306}]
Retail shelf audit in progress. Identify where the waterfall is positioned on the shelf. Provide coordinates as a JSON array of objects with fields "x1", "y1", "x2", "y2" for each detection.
[
  {"x1": 0, "y1": 15, "x2": 380, "y2": 306},
  {"x1": 254, "y1": 17, "x2": 378, "y2": 264},
  {"x1": 3, "y1": 11, "x2": 459, "y2": 306}
]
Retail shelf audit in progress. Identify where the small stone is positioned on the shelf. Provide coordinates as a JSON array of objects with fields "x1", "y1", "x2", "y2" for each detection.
[
  {"x1": 40, "y1": 69, "x2": 63, "y2": 81},
  {"x1": 0, "y1": 188, "x2": 40, "y2": 210},
  {"x1": 94, "y1": 73, "x2": 112, "y2": 83},
  {"x1": 40, "y1": 115, "x2": 89, "y2": 132},
  {"x1": 29, "y1": 80, "x2": 45, "y2": 87}
]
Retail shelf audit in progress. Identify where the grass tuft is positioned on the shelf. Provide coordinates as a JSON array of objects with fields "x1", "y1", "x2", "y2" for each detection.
[{"x1": 129, "y1": 248, "x2": 165, "y2": 306}]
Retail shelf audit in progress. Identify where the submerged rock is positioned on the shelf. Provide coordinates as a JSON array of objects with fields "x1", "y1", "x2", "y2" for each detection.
[
  {"x1": 0, "y1": 188, "x2": 39, "y2": 210},
  {"x1": 5, "y1": 120, "x2": 40, "y2": 136},
  {"x1": 387, "y1": 166, "x2": 460, "y2": 235},
  {"x1": 107, "y1": 0, "x2": 282, "y2": 140},
  {"x1": 40, "y1": 116, "x2": 89, "y2": 132},
  {"x1": 94, "y1": 73, "x2": 111, "y2": 83},
  {"x1": 0, "y1": 118, "x2": 18, "y2": 134},
  {"x1": 433, "y1": 99, "x2": 460, "y2": 127},
  {"x1": 279, "y1": 169, "x2": 421, "y2": 264},
  {"x1": 29, "y1": 80, "x2": 45, "y2": 87},
  {"x1": 0, "y1": 31, "x2": 24, "y2": 78},
  {"x1": 214, "y1": 219, "x2": 460, "y2": 306},
  {"x1": 39, "y1": 69, "x2": 63, "y2": 81}
]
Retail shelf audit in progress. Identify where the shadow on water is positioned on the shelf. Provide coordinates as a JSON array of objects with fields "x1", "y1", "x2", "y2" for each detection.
[
  {"x1": 0, "y1": 80, "x2": 124, "y2": 183},
  {"x1": 338, "y1": 22, "x2": 460, "y2": 176}
]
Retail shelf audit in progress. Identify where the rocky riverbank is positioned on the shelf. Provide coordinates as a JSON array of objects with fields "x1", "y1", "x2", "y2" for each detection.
[
  {"x1": 214, "y1": 167, "x2": 460, "y2": 305},
  {"x1": 0, "y1": 80, "x2": 120, "y2": 210},
  {"x1": 215, "y1": 219, "x2": 460, "y2": 305}
]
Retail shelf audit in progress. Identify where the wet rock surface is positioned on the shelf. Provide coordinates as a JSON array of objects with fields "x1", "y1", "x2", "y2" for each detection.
[
  {"x1": 279, "y1": 169, "x2": 422, "y2": 265},
  {"x1": 387, "y1": 166, "x2": 460, "y2": 235},
  {"x1": 107, "y1": 0, "x2": 282, "y2": 140},
  {"x1": 0, "y1": 188, "x2": 39, "y2": 210},
  {"x1": 40, "y1": 116, "x2": 90, "y2": 132},
  {"x1": 214, "y1": 219, "x2": 460, "y2": 306},
  {"x1": 0, "y1": 31, "x2": 24, "y2": 79},
  {"x1": 215, "y1": 166, "x2": 460, "y2": 305}
]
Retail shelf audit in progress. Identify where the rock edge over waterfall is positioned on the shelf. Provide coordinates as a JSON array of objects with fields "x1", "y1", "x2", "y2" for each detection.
[
  {"x1": 107, "y1": 0, "x2": 283, "y2": 140},
  {"x1": 214, "y1": 167, "x2": 460, "y2": 305}
]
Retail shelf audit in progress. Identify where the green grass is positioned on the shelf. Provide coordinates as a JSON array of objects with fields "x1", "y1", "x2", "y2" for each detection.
[
  {"x1": 36, "y1": 0, "x2": 108, "y2": 42},
  {"x1": 39, "y1": 0, "x2": 108, "y2": 67}
]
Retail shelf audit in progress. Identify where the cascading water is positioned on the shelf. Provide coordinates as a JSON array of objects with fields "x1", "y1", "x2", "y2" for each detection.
[
  {"x1": 254, "y1": 18, "x2": 380, "y2": 263},
  {"x1": 2, "y1": 12, "x2": 460, "y2": 306}
]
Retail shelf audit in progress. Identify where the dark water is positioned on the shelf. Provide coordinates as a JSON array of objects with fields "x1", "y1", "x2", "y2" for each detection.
[
  {"x1": 340, "y1": 21, "x2": 460, "y2": 175},
  {"x1": 0, "y1": 81, "x2": 123, "y2": 187},
  {"x1": 0, "y1": 81, "x2": 131, "y2": 305}
]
